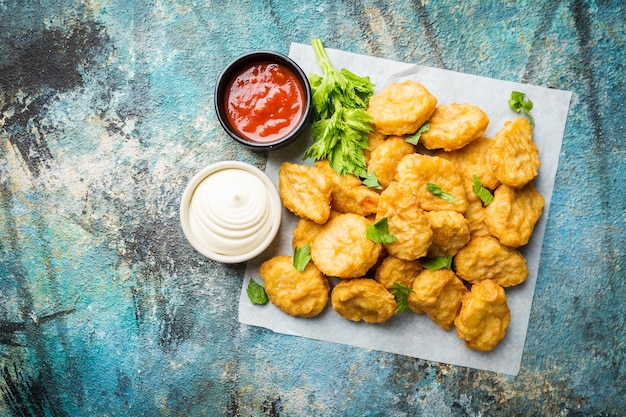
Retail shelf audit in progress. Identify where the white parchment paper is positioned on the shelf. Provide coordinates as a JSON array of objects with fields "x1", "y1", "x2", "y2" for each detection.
[{"x1": 239, "y1": 42, "x2": 572, "y2": 375}]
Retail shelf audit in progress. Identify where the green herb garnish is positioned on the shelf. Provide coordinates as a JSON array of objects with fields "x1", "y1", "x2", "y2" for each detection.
[
  {"x1": 303, "y1": 38, "x2": 375, "y2": 178},
  {"x1": 366, "y1": 217, "x2": 397, "y2": 244},
  {"x1": 426, "y1": 182, "x2": 455, "y2": 204},
  {"x1": 405, "y1": 122, "x2": 430, "y2": 145},
  {"x1": 421, "y1": 256, "x2": 453, "y2": 271},
  {"x1": 246, "y1": 279, "x2": 269, "y2": 305},
  {"x1": 362, "y1": 171, "x2": 382, "y2": 189},
  {"x1": 293, "y1": 243, "x2": 311, "y2": 272},
  {"x1": 508, "y1": 91, "x2": 535, "y2": 126},
  {"x1": 472, "y1": 175, "x2": 494, "y2": 206},
  {"x1": 391, "y1": 282, "x2": 415, "y2": 314}
]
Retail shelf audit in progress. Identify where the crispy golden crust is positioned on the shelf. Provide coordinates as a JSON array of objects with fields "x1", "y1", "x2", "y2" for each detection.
[
  {"x1": 278, "y1": 162, "x2": 332, "y2": 224},
  {"x1": 260, "y1": 256, "x2": 330, "y2": 318},
  {"x1": 363, "y1": 127, "x2": 388, "y2": 162},
  {"x1": 331, "y1": 278, "x2": 396, "y2": 323},
  {"x1": 408, "y1": 269, "x2": 468, "y2": 329},
  {"x1": 485, "y1": 182, "x2": 545, "y2": 248},
  {"x1": 426, "y1": 210, "x2": 470, "y2": 257},
  {"x1": 436, "y1": 136, "x2": 500, "y2": 190},
  {"x1": 310, "y1": 213, "x2": 382, "y2": 278},
  {"x1": 454, "y1": 236, "x2": 528, "y2": 287},
  {"x1": 374, "y1": 255, "x2": 423, "y2": 291},
  {"x1": 292, "y1": 210, "x2": 341, "y2": 249},
  {"x1": 315, "y1": 160, "x2": 379, "y2": 216},
  {"x1": 454, "y1": 279, "x2": 511, "y2": 351},
  {"x1": 368, "y1": 81, "x2": 437, "y2": 136},
  {"x1": 420, "y1": 103, "x2": 489, "y2": 151},
  {"x1": 367, "y1": 136, "x2": 416, "y2": 188},
  {"x1": 487, "y1": 118, "x2": 540, "y2": 188},
  {"x1": 376, "y1": 181, "x2": 433, "y2": 260},
  {"x1": 395, "y1": 153, "x2": 469, "y2": 213}
]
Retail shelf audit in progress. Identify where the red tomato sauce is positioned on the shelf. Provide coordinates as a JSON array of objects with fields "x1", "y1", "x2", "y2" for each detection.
[{"x1": 225, "y1": 62, "x2": 305, "y2": 143}]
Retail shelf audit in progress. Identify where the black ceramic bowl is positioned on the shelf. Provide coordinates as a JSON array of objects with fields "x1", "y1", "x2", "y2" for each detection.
[{"x1": 214, "y1": 51, "x2": 312, "y2": 151}]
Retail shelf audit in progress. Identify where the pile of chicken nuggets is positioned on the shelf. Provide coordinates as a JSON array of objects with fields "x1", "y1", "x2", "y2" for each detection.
[{"x1": 259, "y1": 80, "x2": 544, "y2": 352}]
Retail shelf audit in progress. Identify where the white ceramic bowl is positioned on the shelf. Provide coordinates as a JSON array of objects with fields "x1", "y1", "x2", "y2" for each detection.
[{"x1": 180, "y1": 161, "x2": 282, "y2": 263}]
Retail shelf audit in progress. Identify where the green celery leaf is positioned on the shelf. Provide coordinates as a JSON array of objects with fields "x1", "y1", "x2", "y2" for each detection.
[
  {"x1": 391, "y1": 283, "x2": 415, "y2": 314},
  {"x1": 405, "y1": 122, "x2": 430, "y2": 145},
  {"x1": 421, "y1": 256, "x2": 453, "y2": 271},
  {"x1": 362, "y1": 171, "x2": 382, "y2": 189},
  {"x1": 246, "y1": 280, "x2": 269, "y2": 305},
  {"x1": 426, "y1": 182, "x2": 455, "y2": 204},
  {"x1": 366, "y1": 217, "x2": 397, "y2": 244},
  {"x1": 472, "y1": 175, "x2": 494, "y2": 206},
  {"x1": 293, "y1": 243, "x2": 311, "y2": 272}
]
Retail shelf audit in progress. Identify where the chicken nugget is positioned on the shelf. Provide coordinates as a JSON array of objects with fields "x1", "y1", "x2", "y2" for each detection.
[
  {"x1": 260, "y1": 256, "x2": 330, "y2": 318},
  {"x1": 426, "y1": 210, "x2": 470, "y2": 257},
  {"x1": 367, "y1": 136, "x2": 415, "y2": 188},
  {"x1": 315, "y1": 160, "x2": 379, "y2": 216},
  {"x1": 462, "y1": 178, "x2": 492, "y2": 238},
  {"x1": 292, "y1": 210, "x2": 341, "y2": 249},
  {"x1": 454, "y1": 279, "x2": 511, "y2": 351},
  {"x1": 367, "y1": 80, "x2": 437, "y2": 136},
  {"x1": 278, "y1": 162, "x2": 332, "y2": 224},
  {"x1": 374, "y1": 255, "x2": 423, "y2": 290},
  {"x1": 363, "y1": 127, "x2": 388, "y2": 161},
  {"x1": 485, "y1": 182, "x2": 544, "y2": 248},
  {"x1": 420, "y1": 103, "x2": 489, "y2": 151},
  {"x1": 487, "y1": 118, "x2": 540, "y2": 188},
  {"x1": 331, "y1": 278, "x2": 396, "y2": 323},
  {"x1": 310, "y1": 213, "x2": 382, "y2": 278},
  {"x1": 376, "y1": 181, "x2": 433, "y2": 260},
  {"x1": 407, "y1": 269, "x2": 468, "y2": 329},
  {"x1": 395, "y1": 154, "x2": 468, "y2": 213},
  {"x1": 436, "y1": 137, "x2": 500, "y2": 190},
  {"x1": 454, "y1": 236, "x2": 528, "y2": 287}
]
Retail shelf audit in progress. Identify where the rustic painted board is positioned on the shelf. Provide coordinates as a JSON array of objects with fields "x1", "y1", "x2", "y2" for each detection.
[{"x1": 0, "y1": 1, "x2": 624, "y2": 416}]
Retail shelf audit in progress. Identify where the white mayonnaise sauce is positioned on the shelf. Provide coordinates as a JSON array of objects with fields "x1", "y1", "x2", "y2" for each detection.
[{"x1": 188, "y1": 167, "x2": 275, "y2": 256}]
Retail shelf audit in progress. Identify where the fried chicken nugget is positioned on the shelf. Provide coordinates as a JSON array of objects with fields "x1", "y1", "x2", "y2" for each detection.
[
  {"x1": 487, "y1": 117, "x2": 540, "y2": 188},
  {"x1": 331, "y1": 278, "x2": 396, "y2": 323},
  {"x1": 426, "y1": 210, "x2": 470, "y2": 257},
  {"x1": 310, "y1": 213, "x2": 382, "y2": 278},
  {"x1": 260, "y1": 256, "x2": 330, "y2": 318},
  {"x1": 374, "y1": 255, "x2": 423, "y2": 290},
  {"x1": 454, "y1": 236, "x2": 528, "y2": 287},
  {"x1": 485, "y1": 182, "x2": 545, "y2": 248},
  {"x1": 364, "y1": 127, "x2": 388, "y2": 161},
  {"x1": 367, "y1": 80, "x2": 437, "y2": 136},
  {"x1": 315, "y1": 160, "x2": 379, "y2": 216},
  {"x1": 407, "y1": 269, "x2": 468, "y2": 330},
  {"x1": 420, "y1": 103, "x2": 489, "y2": 151},
  {"x1": 367, "y1": 136, "x2": 416, "y2": 188},
  {"x1": 436, "y1": 137, "x2": 500, "y2": 190},
  {"x1": 454, "y1": 279, "x2": 511, "y2": 351},
  {"x1": 462, "y1": 178, "x2": 492, "y2": 238},
  {"x1": 278, "y1": 162, "x2": 332, "y2": 224},
  {"x1": 395, "y1": 154, "x2": 469, "y2": 213},
  {"x1": 292, "y1": 210, "x2": 341, "y2": 249},
  {"x1": 376, "y1": 181, "x2": 433, "y2": 260}
]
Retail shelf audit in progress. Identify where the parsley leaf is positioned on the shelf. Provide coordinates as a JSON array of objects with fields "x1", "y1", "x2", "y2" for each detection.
[
  {"x1": 362, "y1": 171, "x2": 382, "y2": 189},
  {"x1": 405, "y1": 122, "x2": 430, "y2": 145},
  {"x1": 391, "y1": 283, "x2": 415, "y2": 314},
  {"x1": 508, "y1": 91, "x2": 535, "y2": 126},
  {"x1": 366, "y1": 217, "x2": 397, "y2": 244},
  {"x1": 303, "y1": 38, "x2": 375, "y2": 177},
  {"x1": 293, "y1": 243, "x2": 311, "y2": 272},
  {"x1": 472, "y1": 175, "x2": 494, "y2": 206},
  {"x1": 246, "y1": 279, "x2": 269, "y2": 305},
  {"x1": 426, "y1": 182, "x2": 455, "y2": 203},
  {"x1": 421, "y1": 256, "x2": 453, "y2": 271}
]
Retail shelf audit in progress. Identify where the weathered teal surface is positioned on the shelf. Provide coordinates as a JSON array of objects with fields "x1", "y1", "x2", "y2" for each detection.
[{"x1": 0, "y1": 1, "x2": 624, "y2": 416}]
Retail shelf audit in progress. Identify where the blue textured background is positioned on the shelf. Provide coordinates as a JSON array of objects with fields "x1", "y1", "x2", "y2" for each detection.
[{"x1": 0, "y1": 1, "x2": 624, "y2": 416}]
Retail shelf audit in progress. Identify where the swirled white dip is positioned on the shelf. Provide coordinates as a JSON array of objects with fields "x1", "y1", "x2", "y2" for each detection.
[{"x1": 188, "y1": 167, "x2": 276, "y2": 256}]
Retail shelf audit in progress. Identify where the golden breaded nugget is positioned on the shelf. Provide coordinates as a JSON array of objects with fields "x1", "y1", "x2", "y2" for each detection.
[
  {"x1": 374, "y1": 255, "x2": 423, "y2": 291},
  {"x1": 420, "y1": 103, "x2": 489, "y2": 151},
  {"x1": 260, "y1": 256, "x2": 330, "y2": 318},
  {"x1": 426, "y1": 210, "x2": 470, "y2": 257},
  {"x1": 278, "y1": 162, "x2": 332, "y2": 224},
  {"x1": 436, "y1": 137, "x2": 500, "y2": 190},
  {"x1": 310, "y1": 213, "x2": 382, "y2": 278},
  {"x1": 395, "y1": 154, "x2": 468, "y2": 213},
  {"x1": 487, "y1": 118, "x2": 540, "y2": 188},
  {"x1": 485, "y1": 183, "x2": 545, "y2": 248},
  {"x1": 315, "y1": 160, "x2": 379, "y2": 216},
  {"x1": 367, "y1": 80, "x2": 437, "y2": 136},
  {"x1": 331, "y1": 278, "x2": 396, "y2": 323},
  {"x1": 454, "y1": 279, "x2": 511, "y2": 351},
  {"x1": 367, "y1": 136, "x2": 415, "y2": 188},
  {"x1": 454, "y1": 236, "x2": 528, "y2": 287},
  {"x1": 408, "y1": 269, "x2": 468, "y2": 329},
  {"x1": 363, "y1": 127, "x2": 388, "y2": 161},
  {"x1": 462, "y1": 178, "x2": 492, "y2": 238},
  {"x1": 292, "y1": 210, "x2": 341, "y2": 249},
  {"x1": 376, "y1": 181, "x2": 433, "y2": 260}
]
